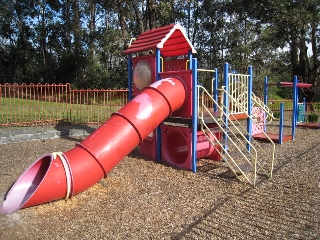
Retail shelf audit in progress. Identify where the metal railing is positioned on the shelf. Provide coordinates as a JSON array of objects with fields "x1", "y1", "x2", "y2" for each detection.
[
  {"x1": 198, "y1": 85, "x2": 275, "y2": 186},
  {"x1": 0, "y1": 83, "x2": 128, "y2": 126},
  {"x1": 267, "y1": 100, "x2": 320, "y2": 122},
  {"x1": 228, "y1": 73, "x2": 249, "y2": 114},
  {"x1": 2, "y1": 83, "x2": 319, "y2": 127}
]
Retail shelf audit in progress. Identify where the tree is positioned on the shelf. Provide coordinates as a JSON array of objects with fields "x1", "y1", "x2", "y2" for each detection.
[
  {"x1": 234, "y1": 0, "x2": 320, "y2": 100},
  {"x1": 0, "y1": 0, "x2": 318, "y2": 97}
]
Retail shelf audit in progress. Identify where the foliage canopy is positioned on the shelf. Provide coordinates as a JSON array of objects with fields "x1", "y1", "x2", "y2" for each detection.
[{"x1": 0, "y1": 0, "x2": 319, "y2": 100}]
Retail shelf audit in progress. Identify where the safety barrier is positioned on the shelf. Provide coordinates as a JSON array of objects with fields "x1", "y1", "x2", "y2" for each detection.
[
  {"x1": 2, "y1": 83, "x2": 319, "y2": 127},
  {"x1": 0, "y1": 83, "x2": 226, "y2": 127},
  {"x1": 228, "y1": 72, "x2": 249, "y2": 114},
  {"x1": 0, "y1": 83, "x2": 128, "y2": 126},
  {"x1": 267, "y1": 100, "x2": 320, "y2": 122}
]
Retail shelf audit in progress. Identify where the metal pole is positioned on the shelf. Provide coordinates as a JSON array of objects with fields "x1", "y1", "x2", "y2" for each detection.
[
  {"x1": 155, "y1": 48, "x2": 162, "y2": 161},
  {"x1": 127, "y1": 54, "x2": 132, "y2": 101},
  {"x1": 292, "y1": 75, "x2": 298, "y2": 140},
  {"x1": 263, "y1": 76, "x2": 268, "y2": 132},
  {"x1": 247, "y1": 66, "x2": 253, "y2": 151},
  {"x1": 279, "y1": 102, "x2": 284, "y2": 144},
  {"x1": 214, "y1": 68, "x2": 219, "y2": 112},
  {"x1": 191, "y1": 57, "x2": 198, "y2": 172},
  {"x1": 223, "y1": 63, "x2": 229, "y2": 152}
]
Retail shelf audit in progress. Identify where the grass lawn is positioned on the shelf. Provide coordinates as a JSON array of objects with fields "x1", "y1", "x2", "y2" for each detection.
[{"x1": 0, "y1": 97, "x2": 126, "y2": 125}]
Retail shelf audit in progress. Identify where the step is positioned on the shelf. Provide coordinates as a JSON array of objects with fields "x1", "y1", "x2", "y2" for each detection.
[
  {"x1": 224, "y1": 156, "x2": 253, "y2": 172},
  {"x1": 224, "y1": 159, "x2": 256, "y2": 184},
  {"x1": 201, "y1": 115, "x2": 221, "y2": 124},
  {"x1": 236, "y1": 162, "x2": 254, "y2": 174},
  {"x1": 225, "y1": 149, "x2": 253, "y2": 160},
  {"x1": 218, "y1": 138, "x2": 245, "y2": 147}
]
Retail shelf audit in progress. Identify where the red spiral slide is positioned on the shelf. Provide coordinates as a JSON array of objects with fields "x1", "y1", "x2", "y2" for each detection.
[{"x1": 1, "y1": 78, "x2": 186, "y2": 214}]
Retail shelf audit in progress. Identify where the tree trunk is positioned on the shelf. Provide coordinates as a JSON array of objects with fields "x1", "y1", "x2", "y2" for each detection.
[
  {"x1": 40, "y1": 0, "x2": 49, "y2": 82},
  {"x1": 132, "y1": 0, "x2": 144, "y2": 34},
  {"x1": 89, "y1": 0, "x2": 96, "y2": 59},
  {"x1": 146, "y1": 0, "x2": 155, "y2": 30},
  {"x1": 290, "y1": 38, "x2": 299, "y2": 78},
  {"x1": 117, "y1": 0, "x2": 128, "y2": 43}
]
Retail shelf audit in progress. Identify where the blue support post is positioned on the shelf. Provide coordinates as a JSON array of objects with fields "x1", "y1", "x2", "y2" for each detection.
[
  {"x1": 155, "y1": 48, "x2": 162, "y2": 161},
  {"x1": 191, "y1": 58, "x2": 198, "y2": 172},
  {"x1": 223, "y1": 63, "x2": 229, "y2": 152},
  {"x1": 279, "y1": 102, "x2": 284, "y2": 144},
  {"x1": 213, "y1": 68, "x2": 219, "y2": 112},
  {"x1": 188, "y1": 51, "x2": 193, "y2": 70},
  {"x1": 292, "y1": 75, "x2": 298, "y2": 140},
  {"x1": 303, "y1": 98, "x2": 306, "y2": 122},
  {"x1": 264, "y1": 76, "x2": 268, "y2": 106},
  {"x1": 247, "y1": 66, "x2": 253, "y2": 151},
  {"x1": 127, "y1": 54, "x2": 133, "y2": 101},
  {"x1": 155, "y1": 48, "x2": 161, "y2": 81},
  {"x1": 263, "y1": 76, "x2": 268, "y2": 132}
]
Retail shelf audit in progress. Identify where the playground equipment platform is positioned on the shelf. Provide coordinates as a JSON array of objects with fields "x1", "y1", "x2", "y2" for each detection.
[
  {"x1": 252, "y1": 133, "x2": 292, "y2": 144},
  {"x1": 297, "y1": 122, "x2": 320, "y2": 129},
  {"x1": 165, "y1": 112, "x2": 247, "y2": 127},
  {"x1": 0, "y1": 23, "x2": 277, "y2": 214}
]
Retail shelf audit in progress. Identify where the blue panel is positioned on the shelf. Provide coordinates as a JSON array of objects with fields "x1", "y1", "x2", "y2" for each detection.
[
  {"x1": 128, "y1": 54, "x2": 132, "y2": 101},
  {"x1": 191, "y1": 58, "x2": 197, "y2": 172},
  {"x1": 246, "y1": 66, "x2": 253, "y2": 151}
]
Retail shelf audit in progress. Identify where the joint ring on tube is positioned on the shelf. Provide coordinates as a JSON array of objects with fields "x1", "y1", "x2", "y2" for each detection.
[
  {"x1": 144, "y1": 86, "x2": 173, "y2": 114},
  {"x1": 52, "y1": 152, "x2": 72, "y2": 200},
  {"x1": 111, "y1": 112, "x2": 143, "y2": 143},
  {"x1": 75, "y1": 143, "x2": 108, "y2": 177}
]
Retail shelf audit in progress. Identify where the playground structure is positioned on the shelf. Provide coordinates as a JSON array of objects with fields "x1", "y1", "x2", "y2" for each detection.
[
  {"x1": 263, "y1": 76, "x2": 319, "y2": 135},
  {"x1": 1, "y1": 23, "x2": 277, "y2": 214},
  {"x1": 251, "y1": 76, "x2": 299, "y2": 144}
]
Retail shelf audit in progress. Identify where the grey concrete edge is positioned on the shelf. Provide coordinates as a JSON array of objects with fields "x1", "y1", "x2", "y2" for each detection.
[{"x1": 0, "y1": 125, "x2": 99, "y2": 145}]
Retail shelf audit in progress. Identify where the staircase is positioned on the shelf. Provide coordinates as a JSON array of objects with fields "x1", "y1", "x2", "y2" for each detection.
[{"x1": 198, "y1": 86, "x2": 275, "y2": 186}]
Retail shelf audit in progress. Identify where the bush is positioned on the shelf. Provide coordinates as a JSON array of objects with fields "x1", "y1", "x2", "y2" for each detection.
[{"x1": 307, "y1": 113, "x2": 319, "y2": 123}]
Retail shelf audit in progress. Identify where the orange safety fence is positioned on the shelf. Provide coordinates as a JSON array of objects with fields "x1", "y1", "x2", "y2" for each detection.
[
  {"x1": 267, "y1": 99, "x2": 320, "y2": 122},
  {"x1": 1, "y1": 83, "x2": 319, "y2": 127},
  {"x1": 0, "y1": 83, "x2": 129, "y2": 127}
]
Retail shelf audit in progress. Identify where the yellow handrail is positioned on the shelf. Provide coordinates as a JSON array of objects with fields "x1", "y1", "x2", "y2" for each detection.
[
  {"x1": 221, "y1": 86, "x2": 276, "y2": 177},
  {"x1": 198, "y1": 86, "x2": 258, "y2": 185},
  {"x1": 197, "y1": 85, "x2": 276, "y2": 185}
]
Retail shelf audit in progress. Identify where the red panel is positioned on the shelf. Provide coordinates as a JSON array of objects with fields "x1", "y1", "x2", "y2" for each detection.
[
  {"x1": 124, "y1": 24, "x2": 176, "y2": 54},
  {"x1": 159, "y1": 70, "x2": 192, "y2": 118},
  {"x1": 131, "y1": 55, "x2": 156, "y2": 96},
  {"x1": 124, "y1": 23, "x2": 196, "y2": 57},
  {"x1": 161, "y1": 125, "x2": 221, "y2": 170},
  {"x1": 139, "y1": 130, "x2": 157, "y2": 160},
  {"x1": 163, "y1": 59, "x2": 188, "y2": 72}
]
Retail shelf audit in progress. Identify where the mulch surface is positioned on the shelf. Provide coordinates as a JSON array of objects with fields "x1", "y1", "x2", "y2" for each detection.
[{"x1": 0, "y1": 126, "x2": 319, "y2": 239}]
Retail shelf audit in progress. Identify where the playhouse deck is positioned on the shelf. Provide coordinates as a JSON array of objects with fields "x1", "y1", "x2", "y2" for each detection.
[
  {"x1": 297, "y1": 122, "x2": 320, "y2": 129},
  {"x1": 252, "y1": 133, "x2": 292, "y2": 143},
  {"x1": 165, "y1": 111, "x2": 248, "y2": 127}
]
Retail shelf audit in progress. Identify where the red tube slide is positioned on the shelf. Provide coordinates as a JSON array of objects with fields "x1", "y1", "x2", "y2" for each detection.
[{"x1": 0, "y1": 78, "x2": 186, "y2": 214}]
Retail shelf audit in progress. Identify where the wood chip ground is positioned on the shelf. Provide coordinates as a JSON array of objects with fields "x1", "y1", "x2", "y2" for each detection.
[{"x1": 0, "y1": 125, "x2": 319, "y2": 239}]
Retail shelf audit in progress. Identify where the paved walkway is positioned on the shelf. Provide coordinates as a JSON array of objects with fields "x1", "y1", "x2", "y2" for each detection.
[{"x1": 0, "y1": 124, "x2": 100, "y2": 145}]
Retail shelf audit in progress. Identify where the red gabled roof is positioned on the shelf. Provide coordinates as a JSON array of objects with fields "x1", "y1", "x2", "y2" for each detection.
[{"x1": 124, "y1": 23, "x2": 197, "y2": 57}]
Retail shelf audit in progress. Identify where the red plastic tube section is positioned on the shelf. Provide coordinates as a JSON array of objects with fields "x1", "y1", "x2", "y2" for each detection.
[{"x1": 0, "y1": 78, "x2": 186, "y2": 214}]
